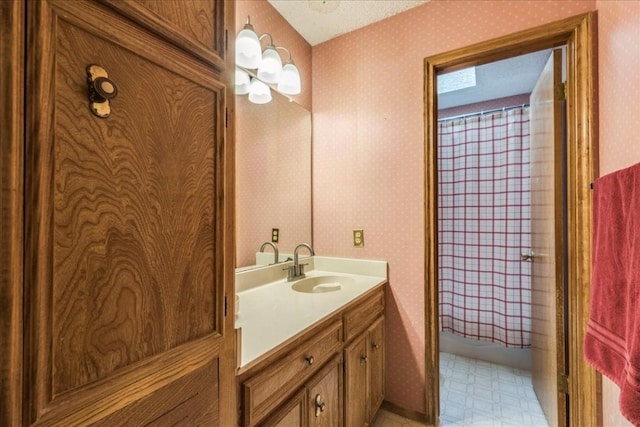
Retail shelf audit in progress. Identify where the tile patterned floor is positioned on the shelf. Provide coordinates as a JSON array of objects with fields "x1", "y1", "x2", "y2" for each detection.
[{"x1": 373, "y1": 353, "x2": 549, "y2": 427}]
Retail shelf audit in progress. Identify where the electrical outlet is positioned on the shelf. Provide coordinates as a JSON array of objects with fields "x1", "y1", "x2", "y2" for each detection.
[
  {"x1": 353, "y1": 229, "x2": 364, "y2": 247},
  {"x1": 271, "y1": 228, "x2": 279, "y2": 243}
]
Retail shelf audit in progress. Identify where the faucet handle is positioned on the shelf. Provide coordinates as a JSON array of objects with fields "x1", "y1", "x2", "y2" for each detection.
[
  {"x1": 282, "y1": 265, "x2": 295, "y2": 280},
  {"x1": 298, "y1": 263, "x2": 309, "y2": 276}
]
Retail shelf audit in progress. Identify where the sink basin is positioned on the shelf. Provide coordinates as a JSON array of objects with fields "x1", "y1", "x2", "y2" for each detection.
[{"x1": 291, "y1": 275, "x2": 354, "y2": 293}]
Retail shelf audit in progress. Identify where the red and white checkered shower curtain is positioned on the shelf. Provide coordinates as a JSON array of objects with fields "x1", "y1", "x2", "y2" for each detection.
[{"x1": 437, "y1": 107, "x2": 531, "y2": 348}]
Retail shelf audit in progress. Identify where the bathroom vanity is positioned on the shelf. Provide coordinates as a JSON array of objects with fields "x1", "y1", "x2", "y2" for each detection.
[{"x1": 235, "y1": 257, "x2": 387, "y2": 426}]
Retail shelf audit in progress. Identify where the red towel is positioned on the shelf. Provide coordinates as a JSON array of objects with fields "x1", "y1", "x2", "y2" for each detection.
[{"x1": 584, "y1": 161, "x2": 640, "y2": 426}]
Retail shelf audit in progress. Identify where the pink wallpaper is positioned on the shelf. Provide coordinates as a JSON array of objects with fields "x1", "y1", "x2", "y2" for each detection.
[
  {"x1": 236, "y1": 0, "x2": 312, "y2": 111},
  {"x1": 596, "y1": 1, "x2": 640, "y2": 426},
  {"x1": 312, "y1": 0, "x2": 595, "y2": 414},
  {"x1": 235, "y1": 95, "x2": 311, "y2": 267}
]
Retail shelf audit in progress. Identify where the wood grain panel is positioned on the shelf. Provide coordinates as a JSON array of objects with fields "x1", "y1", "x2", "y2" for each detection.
[
  {"x1": 95, "y1": 356, "x2": 220, "y2": 426},
  {"x1": 136, "y1": 0, "x2": 216, "y2": 47},
  {"x1": 52, "y1": 15, "x2": 219, "y2": 395},
  {"x1": 100, "y1": 0, "x2": 225, "y2": 69}
]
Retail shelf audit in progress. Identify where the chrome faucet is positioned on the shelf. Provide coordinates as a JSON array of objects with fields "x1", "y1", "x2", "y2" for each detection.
[
  {"x1": 285, "y1": 243, "x2": 314, "y2": 281},
  {"x1": 259, "y1": 241, "x2": 279, "y2": 265}
]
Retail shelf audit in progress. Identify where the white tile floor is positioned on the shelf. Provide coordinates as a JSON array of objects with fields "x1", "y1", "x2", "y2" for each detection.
[
  {"x1": 372, "y1": 352, "x2": 549, "y2": 427},
  {"x1": 439, "y1": 352, "x2": 548, "y2": 426}
]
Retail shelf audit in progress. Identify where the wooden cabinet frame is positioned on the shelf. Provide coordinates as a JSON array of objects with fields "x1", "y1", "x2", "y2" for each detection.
[{"x1": 0, "y1": 1, "x2": 237, "y2": 425}]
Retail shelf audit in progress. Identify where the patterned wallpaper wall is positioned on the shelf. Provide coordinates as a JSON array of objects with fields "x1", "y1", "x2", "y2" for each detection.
[
  {"x1": 596, "y1": 1, "x2": 640, "y2": 426},
  {"x1": 235, "y1": 95, "x2": 312, "y2": 267},
  {"x1": 312, "y1": 0, "x2": 595, "y2": 414}
]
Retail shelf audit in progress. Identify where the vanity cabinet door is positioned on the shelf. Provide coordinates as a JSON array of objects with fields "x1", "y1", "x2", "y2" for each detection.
[
  {"x1": 368, "y1": 317, "x2": 385, "y2": 419},
  {"x1": 345, "y1": 334, "x2": 369, "y2": 426},
  {"x1": 261, "y1": 389, "x2": 307, "y2": 427},
  {"x1": 255, "y1": 356, "x2": 344, "y2": 427},
  {"x1": 307, "y1": 356, "x2": 343, "y2": 427},
  {"x1": 345, "y1": 315, "x2": 385, "y2": 426}
]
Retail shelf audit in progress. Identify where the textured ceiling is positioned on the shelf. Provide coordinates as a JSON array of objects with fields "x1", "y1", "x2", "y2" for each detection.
[{"x1": 267, "y1": 0, "x2": 431, "y2": 46}]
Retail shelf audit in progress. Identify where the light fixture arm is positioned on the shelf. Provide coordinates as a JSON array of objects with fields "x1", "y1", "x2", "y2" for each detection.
[
  {"x1": 259, "y1": 33, "x2": 276, "y2": 49},
  {"x1": 275, "y1": 46, "x2": 294, "y2": 63},
  {"x1": 241, "y1": 15, "x2": 257, "y2": 33}
]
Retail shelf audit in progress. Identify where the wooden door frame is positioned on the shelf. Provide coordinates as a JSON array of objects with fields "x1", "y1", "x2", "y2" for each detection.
[{"x1": 424, "y1": 12, "x2": 599, "y2": 427}]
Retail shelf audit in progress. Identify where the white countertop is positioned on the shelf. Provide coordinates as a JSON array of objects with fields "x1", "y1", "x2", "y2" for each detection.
[{"x1": 235, "y1": 256, "x2": 387, "y2": 372}]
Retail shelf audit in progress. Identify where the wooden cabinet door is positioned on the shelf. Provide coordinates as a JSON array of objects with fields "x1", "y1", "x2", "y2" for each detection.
[
  {"x1": 368, "y1": 317, "x2": 385, "y2": 419},
  {"x1": 262, "y1": 389, "x2": 307, "y2": 427},
  {"x1": 307, "y1": 357, "x2": 343, "y2": 427},
  {"x1": 345, "y1": 334, "x2": 368, "y2": 427},
  {"x1": 23, "y1": 1, "x2": 233, "y2": 425}
]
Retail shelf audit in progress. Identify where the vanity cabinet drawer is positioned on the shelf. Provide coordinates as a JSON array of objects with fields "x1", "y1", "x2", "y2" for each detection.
[
  {"x1": 242, "y1": 320, "x2": 343, "y2": 427},
  {"x1": 343, "y1": 288, "x2": 385, "y2": 343}
]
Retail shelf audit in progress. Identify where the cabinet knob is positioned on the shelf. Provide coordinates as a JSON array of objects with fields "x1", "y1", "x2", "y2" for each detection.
[
  {"x1": 314, "y1": 394, "x2": 326, "y2": 417},
  {"x1": 360, "y1": 354, "x2": 368, "y2": 365},
  {"x1": 90, "y1": 76, "x2": 118, "y2": 102},
  {"x1": 305, "y1": 355, "x2": 315, "y2": 366},
  {"x1": 86, "y1": 64, "x2": 118, "y2": 118},
  {"x1": 372, "y1": 342, "x2": 381, "y2": 350}
]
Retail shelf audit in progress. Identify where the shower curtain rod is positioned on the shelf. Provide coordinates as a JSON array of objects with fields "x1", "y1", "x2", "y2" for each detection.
[{"x1": 438, "y1": 103, "x2": 529, "y2": 122}]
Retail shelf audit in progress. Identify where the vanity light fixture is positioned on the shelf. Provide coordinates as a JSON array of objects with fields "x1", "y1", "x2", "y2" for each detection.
[
  {"x1": 277, "y1": 48, "x2": 301, "y2": 95},
  {"x1": 257, "y1": 35, "x2": 283, "y2": 84},
  {"x1": 235, "y1": 17, "x2": 262, "y2": 69},
  {"x1": 235, "y1": 16, "x2": 302, "y2": 103},
  {"x1": 248, "y1": 78, "x2": 272, "y2": 104},
  {"x1": 235, "y1": 68, "x2": 250, "y2": 95}
]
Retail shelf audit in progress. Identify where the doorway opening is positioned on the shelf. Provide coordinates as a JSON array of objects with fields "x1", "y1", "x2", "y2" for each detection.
[
  {"x1": 424, "y1": 12, "x2": 599, "y2": 427},
  {"x1": 436, "y1": 48, "x2": 563, "y2": 427}
]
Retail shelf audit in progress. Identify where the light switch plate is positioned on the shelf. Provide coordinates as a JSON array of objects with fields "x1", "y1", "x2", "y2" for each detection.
[{"x1": 353, "y1": 229, "x2": 364, "y2": 247}]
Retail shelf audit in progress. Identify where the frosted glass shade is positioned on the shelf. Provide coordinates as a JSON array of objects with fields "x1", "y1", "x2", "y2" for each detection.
[
  {"x1": 248, "y1": 78, "x2": 272, "y2": 104},
  {"x1": 235, "y1": 25, "x2": 261, "y2": 69},
  {"x1": 277, "y1": 62, "x2": 301, "y2": 95},
  {"x1": 257, "y1": 47, "x2": 282, "y2": 84},
  {"x1": 235, "y1": 68, "x2": 250, "y2": 95}
]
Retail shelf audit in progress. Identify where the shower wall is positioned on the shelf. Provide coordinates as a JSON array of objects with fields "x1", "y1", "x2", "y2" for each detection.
[{"x1": 438, "y1": 107, "x2": 532, "y2": 350}]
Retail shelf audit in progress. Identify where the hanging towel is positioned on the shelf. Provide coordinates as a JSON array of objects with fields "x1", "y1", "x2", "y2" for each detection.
[{"x1": 584, "y1": 161, "x2": 640, "y2": 426}]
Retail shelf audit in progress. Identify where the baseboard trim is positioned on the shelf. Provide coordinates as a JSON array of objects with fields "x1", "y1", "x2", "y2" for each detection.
[{"x1": 380, "y1": 400, "x2": 431, "y2": 425}]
